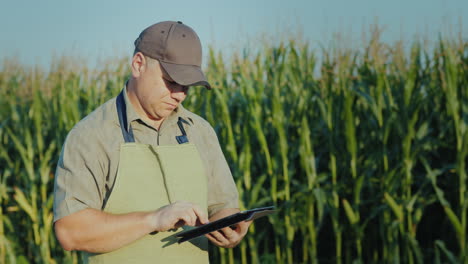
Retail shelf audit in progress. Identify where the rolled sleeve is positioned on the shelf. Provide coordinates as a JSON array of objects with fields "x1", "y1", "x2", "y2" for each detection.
[{"x1": 53, "y1": 124, "x2": 107, "y2": 221}]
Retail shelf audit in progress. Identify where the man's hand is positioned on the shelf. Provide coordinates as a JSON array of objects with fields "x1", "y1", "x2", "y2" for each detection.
[
  {"x1": 205, "y1": 208, "x2": 252, "y2": 248},
  {"x1": 151, "y1": 201, "x2": 209, "y2": 232}
]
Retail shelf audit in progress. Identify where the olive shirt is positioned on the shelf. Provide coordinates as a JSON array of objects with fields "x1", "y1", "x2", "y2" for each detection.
[{"x1": 53, "y1": 86, "x2": 239, "y2": 222}]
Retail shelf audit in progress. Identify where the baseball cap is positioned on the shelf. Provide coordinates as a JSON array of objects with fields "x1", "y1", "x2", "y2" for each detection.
[{"x1": 134, "y1": 21, "x2": 211, "y2": 89}]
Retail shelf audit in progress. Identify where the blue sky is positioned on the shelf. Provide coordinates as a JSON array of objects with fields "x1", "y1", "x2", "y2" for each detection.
[{"x1": 0, "y1": 0, "x2": 466, "y2": 69}]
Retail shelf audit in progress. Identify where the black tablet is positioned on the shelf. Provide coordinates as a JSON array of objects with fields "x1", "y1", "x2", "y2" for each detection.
[{"x1": 176, "y1": 206, "x2": 276, "y2": 243}]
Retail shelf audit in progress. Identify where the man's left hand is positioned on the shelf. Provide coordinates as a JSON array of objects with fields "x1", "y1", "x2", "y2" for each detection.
[{"x1": 205, "y1": 208, "x2": 252, "y2": 248}]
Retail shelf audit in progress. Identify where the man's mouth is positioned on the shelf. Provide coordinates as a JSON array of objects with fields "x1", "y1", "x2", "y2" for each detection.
[{"x1": 165, "y1": 102, "x2": 177, "y2": 109}]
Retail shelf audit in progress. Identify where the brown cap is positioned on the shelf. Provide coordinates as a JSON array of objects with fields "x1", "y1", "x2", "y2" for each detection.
[{"x1": 134, "y1": 21, "x2": 211, "y2": 89}]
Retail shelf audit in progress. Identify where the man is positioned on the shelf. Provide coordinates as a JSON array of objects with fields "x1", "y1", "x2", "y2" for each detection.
[{"x1": 53, "y1": 21, "x2": 251, "y2": 263}]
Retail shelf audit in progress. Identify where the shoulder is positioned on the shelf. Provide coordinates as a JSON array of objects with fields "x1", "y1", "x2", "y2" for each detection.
[{"x1": 65, "y1": 97, "x2": 120, "y2": 145}]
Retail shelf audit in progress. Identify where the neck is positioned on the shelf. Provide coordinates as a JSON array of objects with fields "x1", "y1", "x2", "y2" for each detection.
[{"x1": 126, "y1": 79, "x2": 164, "y2": 130}]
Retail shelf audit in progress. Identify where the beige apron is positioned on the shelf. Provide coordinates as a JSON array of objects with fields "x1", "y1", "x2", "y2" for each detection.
[{"x1": 85, "y1": 92, "x2": 209, "y2": 264}]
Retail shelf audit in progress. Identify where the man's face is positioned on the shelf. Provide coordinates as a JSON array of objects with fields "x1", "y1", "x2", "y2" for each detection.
[{"x1": 134, "y1": 57, "x2": 188, "y2": 122}]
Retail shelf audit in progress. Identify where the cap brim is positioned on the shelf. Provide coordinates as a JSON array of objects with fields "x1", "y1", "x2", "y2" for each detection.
[{"x1": 159, "y1": 61, "x2": 211, "y2": 89}]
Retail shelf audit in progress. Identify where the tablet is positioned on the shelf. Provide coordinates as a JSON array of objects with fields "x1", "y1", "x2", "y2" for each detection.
[{"x1": 176, "y1": 206, "x2": 276, "y2": 243}]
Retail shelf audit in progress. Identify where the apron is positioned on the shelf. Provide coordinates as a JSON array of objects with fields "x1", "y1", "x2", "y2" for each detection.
[{"x1": 85, "y1": 91, "x2": 209, "y2": 264}]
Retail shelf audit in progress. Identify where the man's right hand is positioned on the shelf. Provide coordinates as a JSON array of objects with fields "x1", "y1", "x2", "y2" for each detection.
[
  {"x1": 54, "y1": 201, "x2": 207, "y2": 253},
  {"x1": 150, "y1": 201, "x2": 209, "y2": 232}
]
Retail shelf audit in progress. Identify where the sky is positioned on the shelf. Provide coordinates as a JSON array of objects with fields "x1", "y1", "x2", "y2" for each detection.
[{"x1": 0, "y1": 0, "x2": 466, "y2": 70}]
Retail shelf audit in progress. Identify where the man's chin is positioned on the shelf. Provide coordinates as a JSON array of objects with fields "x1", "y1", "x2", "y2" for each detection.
[{"x1": 154, "y1": 111, "x2": 174, "y2": 120}]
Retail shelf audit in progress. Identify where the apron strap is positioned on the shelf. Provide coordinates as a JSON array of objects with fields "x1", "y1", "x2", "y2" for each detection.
[
  {"x1": 176, "y1": 117, "x2": 190, "y2": 144},
  {"x1": 116, "y1": 91, "x2": 135, "y2": 143}
]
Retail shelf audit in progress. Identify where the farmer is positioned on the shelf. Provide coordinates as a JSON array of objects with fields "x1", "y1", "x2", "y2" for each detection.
[{"x1": 53, "y1": 21, "x2": 250, "y2": 263}]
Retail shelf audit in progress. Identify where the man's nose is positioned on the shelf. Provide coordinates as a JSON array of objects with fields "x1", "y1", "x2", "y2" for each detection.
[{"x1": 171, "y1": 85, "x2": 187, "y2": 102}]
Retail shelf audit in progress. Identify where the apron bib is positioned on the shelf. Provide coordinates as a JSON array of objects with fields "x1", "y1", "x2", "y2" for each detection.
[{"x1": 85, "y1": 92, "x2": 208, "y2": 264}]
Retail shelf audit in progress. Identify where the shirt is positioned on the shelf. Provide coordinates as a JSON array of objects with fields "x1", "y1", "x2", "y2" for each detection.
[{"x1": 53, "y1": 86, "x2": 239, "y2": 221}]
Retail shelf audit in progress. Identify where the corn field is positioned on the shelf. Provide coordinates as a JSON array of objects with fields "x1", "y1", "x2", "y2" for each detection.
[{"x1": 0, "y1": 31, "x2": 467, "y2": 263}]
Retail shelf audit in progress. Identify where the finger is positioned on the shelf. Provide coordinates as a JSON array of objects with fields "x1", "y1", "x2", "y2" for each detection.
[
  {"x1": 209, "y1": 230, "x2": 229, "y2": 245},
  {"x1": 179, "y1": 214, "x2": 194, "y2": 227},
  {"x1": 188, "y1": 212, "x2": 197, "y2": 226},
  {"x1": 219, "y1": 227, "x2": 236, "y2": 241},
  {"x1": 237, "y1": 221, "x2": 252, "y2": 236},
  {"x1": 191, "y1": 205, "x2": 209, "y2": 224},
  {"x1": 205, "y1": 233, "x2": 223, "y2": 247}
]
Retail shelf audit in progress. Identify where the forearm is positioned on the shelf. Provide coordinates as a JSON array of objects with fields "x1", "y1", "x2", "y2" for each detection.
[
  {"x1": 54, "y1": 201, "x2": 208, "y2": 253},
  {"x1": 54, "y1": 208, "x2": 155, "y2": 253}
]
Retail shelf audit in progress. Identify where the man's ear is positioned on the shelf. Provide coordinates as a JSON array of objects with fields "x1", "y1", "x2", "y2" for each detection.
[{"x1": 131, "y1": 52, "x2": 146, "y2": 78}]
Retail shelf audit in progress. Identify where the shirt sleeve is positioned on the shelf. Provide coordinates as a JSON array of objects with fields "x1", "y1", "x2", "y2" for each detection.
[
  {"x1": 198, "y1": 121, "x2": 239, "y2": 216},
  {"x1": 53, "y1": 123, "x2": 108, "y2": 222}
]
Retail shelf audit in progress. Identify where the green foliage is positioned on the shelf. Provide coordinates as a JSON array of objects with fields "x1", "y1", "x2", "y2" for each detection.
[{"x1": 0, "y1": 35, "x2": 467, "y2": 263}]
